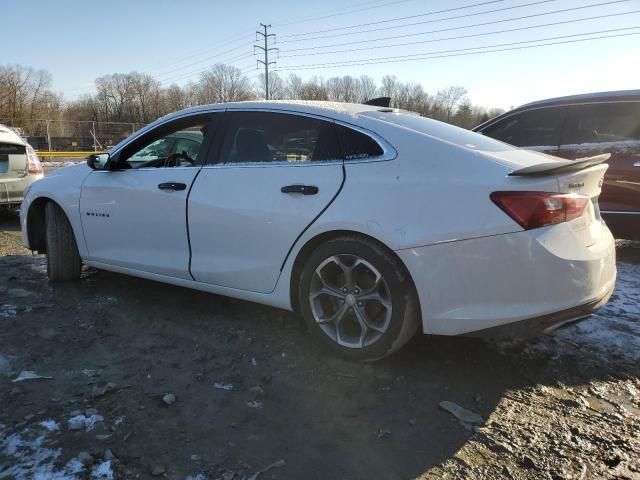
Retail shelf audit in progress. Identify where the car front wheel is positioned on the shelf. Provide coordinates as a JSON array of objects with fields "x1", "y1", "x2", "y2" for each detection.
[
  {"x1": 299, "y1": 236, "x2": 419, "y2": 361},
  {"x1": 45, "y1": 202, "x2": 82, "y2": 282}
]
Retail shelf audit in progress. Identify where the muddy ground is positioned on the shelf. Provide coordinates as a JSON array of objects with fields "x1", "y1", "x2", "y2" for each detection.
[{"x1": 0, "y1": 207, "x2": 639, "y2": 480}]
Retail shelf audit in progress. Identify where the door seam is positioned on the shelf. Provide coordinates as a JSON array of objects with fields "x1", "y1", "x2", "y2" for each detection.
[{"x1": 276, "y1": 161, "x2": 346, "y2": 276}]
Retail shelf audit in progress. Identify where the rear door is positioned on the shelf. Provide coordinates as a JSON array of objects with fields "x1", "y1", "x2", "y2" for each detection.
[
  {"x1": 557, "y1": 101, "x2": 640, "y2": 215},
  {"x1": 188, "y1": 110, "x2": 346, "y2": 293}
]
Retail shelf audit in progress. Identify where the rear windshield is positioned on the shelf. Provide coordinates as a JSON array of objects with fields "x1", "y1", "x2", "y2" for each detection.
[
  {"x1": 0, "y1": 143, "x2": 26, "y2": 155},
  {"x1": 362, "y1": 111, "x2": 516, "y2": 152},
  {"x1": 0, "y1": 143, "x2": 26, "y2": 173}
]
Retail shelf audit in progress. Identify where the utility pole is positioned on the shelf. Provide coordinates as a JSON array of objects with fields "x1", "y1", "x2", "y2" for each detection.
[
  {"x1": 254, "y1": 23, "x2": 278, "y2": 100},
  {"x1": 44, "y1": 92, "x2": 52, "y2": 151}
]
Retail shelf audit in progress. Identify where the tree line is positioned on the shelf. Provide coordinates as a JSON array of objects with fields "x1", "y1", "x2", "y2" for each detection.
[{"x1": 0, "y1": 63, "x2": 504, "y2": 142}]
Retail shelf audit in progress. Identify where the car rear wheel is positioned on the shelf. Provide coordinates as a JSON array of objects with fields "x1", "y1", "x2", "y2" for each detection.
[
  {"x1": 45, "y1": 202, "x2": 82, "y2": 282},
  {"x1": 299, "y1": 236, "x2": 419, "y2": 361}
]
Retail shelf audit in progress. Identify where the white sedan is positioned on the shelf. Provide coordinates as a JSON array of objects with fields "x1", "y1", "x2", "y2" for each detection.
[{"x1": 20, "y1": 101, "x2": 617, "y2": 361}]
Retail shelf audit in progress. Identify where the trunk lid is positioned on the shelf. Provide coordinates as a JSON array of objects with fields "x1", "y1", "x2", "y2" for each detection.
[{"x1": 487, "y1": 150, "x2": 610, "y2": 246}]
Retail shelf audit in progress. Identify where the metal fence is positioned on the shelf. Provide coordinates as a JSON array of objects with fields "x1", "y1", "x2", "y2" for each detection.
[{"x1": 0, "y1": 119, "x2": 147, "y2": 152}]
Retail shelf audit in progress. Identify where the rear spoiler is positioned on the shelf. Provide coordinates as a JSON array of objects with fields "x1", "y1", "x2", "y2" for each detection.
[
  {"x1": 364, "y1": 97, "x2": 391, "y2": 108},
  {"x1": 508, "y1": 154, "x2": 610, "y2": 177}
]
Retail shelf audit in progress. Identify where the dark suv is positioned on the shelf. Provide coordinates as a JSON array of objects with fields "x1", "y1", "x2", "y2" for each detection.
[{"x1": 473, "y1": 90, "x2": 640, "y2": 240}]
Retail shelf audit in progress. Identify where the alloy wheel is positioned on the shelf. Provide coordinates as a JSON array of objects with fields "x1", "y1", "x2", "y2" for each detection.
[{"x1": 309, "y1": 254, "x2": 392, "y2": 349}]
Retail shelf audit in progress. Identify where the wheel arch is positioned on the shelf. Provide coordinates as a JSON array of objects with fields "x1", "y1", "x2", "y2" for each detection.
[
  {"x1": 288, "y1": 229, "x2": 419, "y2": 316},
  {"x1": 25, "y1": 196, "x2": 56, "y2": 253}
]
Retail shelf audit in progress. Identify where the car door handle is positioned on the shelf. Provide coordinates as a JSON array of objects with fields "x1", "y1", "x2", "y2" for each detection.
[
  {"x1": 634, "y1": 161, "x2": 640, "y2": 167},
  {"x1": 281, "y1": 184, "x2": 319, "y2": 195},
  {"x1": 158, "y1": 182, "x2": 187, "y2": 191}
]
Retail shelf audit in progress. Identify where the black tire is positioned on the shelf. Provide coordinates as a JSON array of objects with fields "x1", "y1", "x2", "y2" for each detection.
[
  {"x1": 45, "y1": 202, "x2": 82, "y2": 282},
  {"x1": 298, "y1": 235, "x2": 419, "y2": 361}
]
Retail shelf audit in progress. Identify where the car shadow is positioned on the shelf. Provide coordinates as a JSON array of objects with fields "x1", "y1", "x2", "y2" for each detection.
[{"x1": 2, "y1": 248, "x2": 637, "y2": 479}]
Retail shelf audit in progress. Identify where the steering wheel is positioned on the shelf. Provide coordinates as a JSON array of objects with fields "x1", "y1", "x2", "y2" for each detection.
[{"x1": 164, "y1": 152, "x2": 194, "y2": 167}]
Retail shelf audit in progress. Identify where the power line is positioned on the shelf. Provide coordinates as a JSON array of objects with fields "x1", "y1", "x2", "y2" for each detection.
[
  {"x1": 274, "y1": 0, "x2": 418, "y2": 28},
  {"x1": 275, "y1": 27, "x2": 640, "y2": 70},
  {"x1": 278, "y1": 0, "x2": 634, "y2": 52},
  {"x1": 277, "y1": 0, "x2": 631, "y2": 44},
  {"x1": 141, "y1": 33, "x2": 255, "y2": 74},
  {"x1": 152, "y1": 42, "x2": 254, "y2": 79},
  {"x1": 279, "y1": 0, "x2": 505, "y2": 38},
  {"x1": 278, "y1": 10, "x2": 640, "y2": 58},
  {"x1": 159, "y1": 53, "x2": 255, "y2": 86}
]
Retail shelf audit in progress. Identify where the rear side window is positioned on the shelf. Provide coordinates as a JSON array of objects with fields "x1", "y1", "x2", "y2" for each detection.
[
  {"x1": 561, "y1": 102, "x2": 640, "y2": 145},
  {"x1": 482, "y1": 107, "x2": 565, "y2": 148},
  {"x1": 335, "y1": 124, "x2": 384, "y2": 160},
  {"x1": 219, "y1": 111, "x2": 341, "y2": 164}
]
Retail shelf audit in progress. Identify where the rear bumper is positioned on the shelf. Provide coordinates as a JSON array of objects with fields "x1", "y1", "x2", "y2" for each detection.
[
  {"x1": 0, "y1": 175, "x2": 42, "y2": 206},
  {"x1": 469, "y1": 284, "x2": 614, "y2": 339},
  {"x1": 397, "y1": 222, "x2": 617, "y2": 336}
]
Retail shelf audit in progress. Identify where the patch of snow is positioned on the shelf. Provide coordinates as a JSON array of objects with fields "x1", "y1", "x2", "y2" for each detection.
[
  {"x1": 113, "y1": 416, "x2": 125, "y2": 427},
  {"x1": 0, "y1": 423, "x2": 83, "y2": 480},
  {"x1": 186, "y1": 474, "x2": 208, "y2": 480},
  {"x1": 67, "y1": 414, "x2": 104, "y2": 432},
  {"x1": 246, "y1": 400, "x2": 263, "y2": 409},
  {"x1": 39, "y1": 420, "x2": 60, "y2": 432},
  {"x1": 91, "y1": 461, "x2": 113, "y2": 480},
  {"x1": 214, "y1": 382, "x2": 234, "y2": 391}
]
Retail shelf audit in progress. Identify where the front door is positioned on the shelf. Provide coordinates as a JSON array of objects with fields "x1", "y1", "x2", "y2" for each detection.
[
  {"x1": 80, "y1": 113, "x2": 219, "y2": 279},
  {"x1": 188, "y1": 110, "x2": 345, "y2": 293}
]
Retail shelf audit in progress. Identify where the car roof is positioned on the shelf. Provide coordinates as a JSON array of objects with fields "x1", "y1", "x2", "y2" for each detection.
[
  {"x1": 519, "y1": 89, "x2": 640, "y2": 109},
  {"x1": 161, "y1": 100, "x2": 387, "y2": 124},
  {"x1": 0, "y1": 124, "x2": 26, "y2": 146},
  {"x1": 473, "y1": 89, "x2": 640, "y2": 131}
]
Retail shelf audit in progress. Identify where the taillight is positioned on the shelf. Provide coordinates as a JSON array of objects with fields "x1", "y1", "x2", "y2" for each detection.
[
  {"x1": 26, "y1": 146, "x2": 43, "y2": 174},
  {"x1": 490, "y1": 191, "x2": 589, "y2": 230}
]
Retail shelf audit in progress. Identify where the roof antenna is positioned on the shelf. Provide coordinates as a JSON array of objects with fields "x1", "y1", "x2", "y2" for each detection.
[{"x1": 364, "y1": 97, "x2": 391, "y2": 108}]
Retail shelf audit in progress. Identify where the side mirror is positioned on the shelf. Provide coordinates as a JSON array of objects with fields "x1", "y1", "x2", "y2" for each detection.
[{"x1": 87, "y1": 153, "x2": 110, "y2": 170}]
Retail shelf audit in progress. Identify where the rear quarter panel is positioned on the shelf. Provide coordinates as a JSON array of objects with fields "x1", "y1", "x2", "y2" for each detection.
[{"x1": 308, "y1": 117, "x2": 554, "y2": 250}]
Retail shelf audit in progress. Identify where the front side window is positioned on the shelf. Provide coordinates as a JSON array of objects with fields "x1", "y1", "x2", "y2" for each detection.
[
  {"x1": 119, "y1": 116, "x2": 212, "y2": 168},
  {"x1": 561, "y1": 102, "x2": 640, "y2": 145},
  {"x1": 219, "y1": 111, "x2": 342, "y2": 164},
  {"x1": 482, "y1": 107, "x2": 565, "y2": 148}
]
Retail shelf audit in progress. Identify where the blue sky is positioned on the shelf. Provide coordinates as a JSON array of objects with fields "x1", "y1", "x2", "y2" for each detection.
[{"x1": 2, "y1": 0, "x2": 639, "y2": 109}]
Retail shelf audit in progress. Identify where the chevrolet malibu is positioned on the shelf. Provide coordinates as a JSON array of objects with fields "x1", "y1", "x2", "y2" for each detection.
[{"x1": 20, "y1": 101, "x2": 617, "y2": 361}]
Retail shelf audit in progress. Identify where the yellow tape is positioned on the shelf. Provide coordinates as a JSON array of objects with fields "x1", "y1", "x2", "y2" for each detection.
[{"x1": 35, "y1": 151, "x2": 95, "y2": 158}]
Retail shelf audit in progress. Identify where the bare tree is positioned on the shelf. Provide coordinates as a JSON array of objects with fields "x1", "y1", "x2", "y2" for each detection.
[
  {"x1": 285, "y1": 74, "x2": 304, "y2": 100},
  {"x1": 434, "y1": 86, "x2": 468, "y2": 122},
  {"x1": 357, "y1": 75, "x2": 377, "y2": 102},
  {"x1": 197, "y1": 64, "x2": 254, "y2": 104},
  {"x1": 378, "y1": 75, "x2": 399, "y2": 101},
  {"x1": 255, "y1": 72, "x2": 286, "y2": 100}
]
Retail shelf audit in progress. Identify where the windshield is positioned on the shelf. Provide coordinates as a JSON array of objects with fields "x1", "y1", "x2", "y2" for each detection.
[{"x1": 362, "y1": 110, "x2": 516, "y2": 152}]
